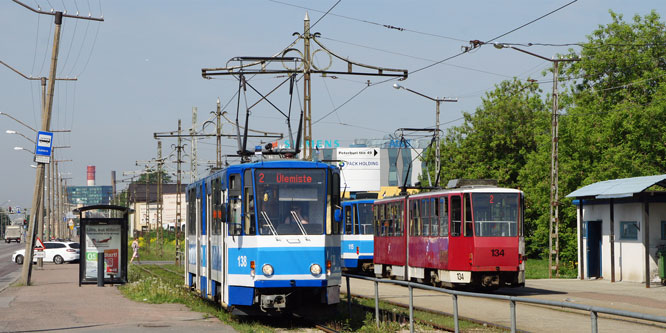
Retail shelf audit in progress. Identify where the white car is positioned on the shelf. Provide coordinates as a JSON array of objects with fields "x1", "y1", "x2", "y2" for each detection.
[{"x1": 12, "y1": 241, "x2": 80, "y2": 265}]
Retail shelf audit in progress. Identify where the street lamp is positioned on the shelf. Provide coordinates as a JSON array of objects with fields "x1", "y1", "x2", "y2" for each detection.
[
  {"x1": 393, "y1": 83, "x2": 457, "y2": 187},
  {"x1": 14, "y1": 146, "x2": 34, "y2": 154},
  {"x1": 492, "y1": 42, "x2": 579, "y2": 279},
  {"x1": 6, "y1": 129, "x2": 36, "y2": 144}
]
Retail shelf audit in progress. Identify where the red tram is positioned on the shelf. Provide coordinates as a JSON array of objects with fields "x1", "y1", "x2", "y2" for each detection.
[{"x1": 372, "y1": 180, "x2": 525, "y2": 290}]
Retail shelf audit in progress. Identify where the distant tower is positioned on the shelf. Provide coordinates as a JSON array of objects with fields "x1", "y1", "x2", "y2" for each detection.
[{"x1": 87, "y1": 166, "x2": 96, "y2": 186}]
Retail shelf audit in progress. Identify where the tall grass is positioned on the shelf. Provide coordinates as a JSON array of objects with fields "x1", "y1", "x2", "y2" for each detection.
[
  {"x1": 525, "y1": 258, "x2": 577, "y2": 279},
  {"x1": 129, "y1": 230, "x2": 183, "y2": 261}
]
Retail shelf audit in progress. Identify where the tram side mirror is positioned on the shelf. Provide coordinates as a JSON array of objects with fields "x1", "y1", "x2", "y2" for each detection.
[{"x1": 334, "y1": 208, "x2": 342, "y2": 223}]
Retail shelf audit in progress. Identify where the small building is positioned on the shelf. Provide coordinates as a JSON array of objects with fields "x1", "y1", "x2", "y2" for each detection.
[
  {"x1": 566, "y1": 175, "x2": 666, "y2": 286},
  {"x1": 127, "y1": 183, "x2": 187, "y2": 233}
]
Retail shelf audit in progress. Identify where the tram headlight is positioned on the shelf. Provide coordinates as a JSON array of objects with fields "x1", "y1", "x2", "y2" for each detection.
[
  {"x1": 310, "y1": 263, "x2": 322, "y2": 276},
  {"x1": 262, "y1": 264, "x2": 274, "y2": 276}
]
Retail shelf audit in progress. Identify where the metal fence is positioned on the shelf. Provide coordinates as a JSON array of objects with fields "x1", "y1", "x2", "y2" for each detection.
[{"x1": 343, "y1": 274, "x2": 666, "y2": 333}]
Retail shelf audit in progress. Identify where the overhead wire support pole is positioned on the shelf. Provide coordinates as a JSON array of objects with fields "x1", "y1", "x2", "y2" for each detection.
[
  {"x1": 490, "y1": 42, "x2": 578, "y2": 279},
  {"x1": 201, "y1": 12, "x2": 407, "y2": 161},
  {"x1": 393, "y1": 84, "x2": 457, "y2": 188}
]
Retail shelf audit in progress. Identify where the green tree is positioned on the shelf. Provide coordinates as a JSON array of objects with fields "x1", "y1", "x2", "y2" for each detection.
[
  {"x1": 425, "y1": 11, "x2": 666, "y2": 263},
  {"x1": 556, "y1": 10, "x2": 666, "y2": 260},
  {"x1": 135, "y1": 169, "x2": 173, "y2": 184},
  {"x1": 433, "y1": 78, "x2": 548, "y2": 188},
  {"x1": 432, "y1": 78, "x2": 549, "y2": 258}
]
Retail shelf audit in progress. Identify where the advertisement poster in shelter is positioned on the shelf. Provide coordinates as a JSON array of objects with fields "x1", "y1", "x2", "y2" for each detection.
[{"x1": 84, "y1": 224, "x2": 122, "y2": 279}]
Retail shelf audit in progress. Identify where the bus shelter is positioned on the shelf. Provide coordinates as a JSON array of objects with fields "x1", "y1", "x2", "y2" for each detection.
[{"x1": 75, "y1": 205, "x2": 131, "y2": 286}]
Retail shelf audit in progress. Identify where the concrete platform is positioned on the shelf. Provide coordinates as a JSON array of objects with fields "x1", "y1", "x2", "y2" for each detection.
[{"x1": 0, "y1": 263, "x2": 236, "y2": 332}]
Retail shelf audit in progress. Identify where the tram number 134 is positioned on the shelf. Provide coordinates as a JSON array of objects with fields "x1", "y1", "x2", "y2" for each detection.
[{"x1": 490, "y1": 249, "x2": 505, "y2": 257}]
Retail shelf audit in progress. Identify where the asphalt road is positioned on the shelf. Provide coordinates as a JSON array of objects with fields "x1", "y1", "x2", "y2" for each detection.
[{"x1": 0, "y1": 241, "x2": 24, "y2": 291}]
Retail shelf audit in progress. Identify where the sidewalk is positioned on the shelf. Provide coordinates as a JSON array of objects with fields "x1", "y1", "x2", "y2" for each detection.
[{"x1": 0, "y1": 264, "x2": 236, "y2": 332}]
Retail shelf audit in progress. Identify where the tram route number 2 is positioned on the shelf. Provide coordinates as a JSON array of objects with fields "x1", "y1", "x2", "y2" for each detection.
[{"x1": 490, "y1": 248, "x2": 505, "y2": 257}]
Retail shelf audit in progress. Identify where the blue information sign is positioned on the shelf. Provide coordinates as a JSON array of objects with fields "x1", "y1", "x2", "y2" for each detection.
[{"x1": 34, "y1": 131, "x2": 54, "y2": 164}]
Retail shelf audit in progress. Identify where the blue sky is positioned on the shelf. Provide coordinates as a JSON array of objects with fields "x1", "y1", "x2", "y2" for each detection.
[{"x1": 1, "y1": 0, "x2": 664, "y2": 210}]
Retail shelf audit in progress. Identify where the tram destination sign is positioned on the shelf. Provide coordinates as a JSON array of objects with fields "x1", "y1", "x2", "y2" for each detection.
[{"x1": 256, "y1": 169, "x2": 324, "y2": 185}]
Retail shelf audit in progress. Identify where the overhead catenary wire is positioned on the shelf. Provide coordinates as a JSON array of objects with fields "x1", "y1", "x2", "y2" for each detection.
[
  {"x1": 268, "y1": 0, "x2": 468, "y2": 43},
  {"x1": 313, "y1": 0, "x2": 581, "y2": 130}
]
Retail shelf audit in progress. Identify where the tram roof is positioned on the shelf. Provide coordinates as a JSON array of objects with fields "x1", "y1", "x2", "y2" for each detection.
[
  {"x1": 566, "y1": 174, "x2": 666, "y2": 199},
  {"x1": 375, "y1": 187, "x2": 522, "y2": 202}
]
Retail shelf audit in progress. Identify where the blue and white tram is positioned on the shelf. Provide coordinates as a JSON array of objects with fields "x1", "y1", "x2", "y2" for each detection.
[
  {"x1": 340, "y1": 199, "x2": 375, "y2": 272},
  {"x1": 185, "y1": 160, "x2": 343, "y2": 314}
]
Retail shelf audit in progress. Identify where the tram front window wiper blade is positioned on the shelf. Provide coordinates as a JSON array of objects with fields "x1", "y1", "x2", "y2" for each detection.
[
  {"x1": 260, "y1": 210, "x2": 278, "y2": 236},
  {"x1": 290, "y1": 210, "x2": 308, "y2": 237}
]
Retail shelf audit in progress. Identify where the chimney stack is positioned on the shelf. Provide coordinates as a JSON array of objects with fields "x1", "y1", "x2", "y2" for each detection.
[{"x1": 87, "y1": 166, "x2": 96, "y2": 186}]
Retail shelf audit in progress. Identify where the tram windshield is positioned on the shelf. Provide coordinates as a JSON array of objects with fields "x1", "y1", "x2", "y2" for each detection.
[
  {"x1": 472, "y1": 193, "x2": 519, "y2": 237},
  {"x1": 357, "y1": 203, "x2": 374, "y2": 235},
  {"x1": 255, "y1": 169, "x2": 326, "y2": 235}
]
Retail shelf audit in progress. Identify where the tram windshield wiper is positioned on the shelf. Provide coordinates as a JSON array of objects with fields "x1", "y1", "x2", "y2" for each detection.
[
  {"x1": 290, "y1": 210, "x2": 308, "y2": 236},
  {"x1": 260, "y1": 210, "x2": 278, "y2": 236}
]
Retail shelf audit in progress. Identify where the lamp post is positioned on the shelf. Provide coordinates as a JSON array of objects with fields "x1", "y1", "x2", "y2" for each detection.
[
  {"x1": 492, "y1": 43, "x2": 578, "y2": 278},
  {"x1": 14, "y1": 146, "x2": 34, "y2": 154},
  {"x1": 393, "y1": 83, "x2": 457, "y2": 187},
  {"x1": 6, "y1": 130, "x2": 36, "y2": 144}
]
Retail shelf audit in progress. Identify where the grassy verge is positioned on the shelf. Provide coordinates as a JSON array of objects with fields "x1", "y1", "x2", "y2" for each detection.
[
  {"x1": 119, "y1": 264, "x2": 270, "y2": 332},
  {"x1": 120, "y1": 264, "x2": 503, "y2": 332},
  {"x1": 525, "y1": 258, "x2": 577, "y2": 279}
]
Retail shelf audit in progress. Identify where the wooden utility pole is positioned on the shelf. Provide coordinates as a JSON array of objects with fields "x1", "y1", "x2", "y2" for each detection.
[{"x1": 16, "y1": 0, "x2": 102, "y2": 286}]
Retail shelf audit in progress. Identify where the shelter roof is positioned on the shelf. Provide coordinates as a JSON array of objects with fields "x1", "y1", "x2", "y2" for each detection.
[{"x1": 566, "y1": 175, "x2": 666, "y2": 199}]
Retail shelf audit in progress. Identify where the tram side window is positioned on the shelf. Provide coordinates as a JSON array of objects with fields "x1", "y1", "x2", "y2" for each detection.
[
  {"x1": 212, "y1": 178, "x2": 221, "y2": 235},
  {"x1": 451, "y1": 196, "x2": 461, "y2": 236},
  {"x1": 394, "y1": 203, "x2": 404, "y2": 236},
  {"x1": 410, "y1": 200, "x2": 421, "y2": 236},
  {"x1": 380, "y1": 205, "x2": 388, "y2": 236},
  {"x1": 353, "y1": 205, "x2": 360, "y2": 234},
  {"x1": 431, "y1": 198, "x2": 439, "y2": 236},
  {"x1": 421, "y1": 199, "x2": 430, "y2": 236},
  {"x1": 464, "y1": 193, "x2": 473, "y2": 237},
  {"x1": 330, "y1": 171, "x2": 342, "y2": 235},
  {"x1": 229, "y1": 174, "x2": 242, "y2": 236},
  {"x1": 439, "y1": 197, "x2": 448, "y2": 237},
  {"x1": 244, "y1": 170, "x2": 256, "y2": 235},
  {"x1": 372, "y1": 205, "x2": 382, "y2": 236},
  {"x1": 345, "y1": 206, "x2": 353, "y2": 234},
  {"x1": 188, "y1": 189, "x2": 196, "y2": 235}
]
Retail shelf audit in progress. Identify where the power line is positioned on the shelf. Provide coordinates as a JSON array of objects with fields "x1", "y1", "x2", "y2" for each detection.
[
  {"x1": 321, "y1": 36, "x2": 512, "y2": 78},
  {"x1": 484, "y1": 0, "x2": 578, "y2": 43},
  {"x1": 268, "y1": 0, "x2": 468, "y2": 42}
]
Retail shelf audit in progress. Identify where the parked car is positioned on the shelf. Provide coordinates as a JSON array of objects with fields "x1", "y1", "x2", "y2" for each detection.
[{"x1": 12, "y1": 242, "x2": 80, "y2": 265}]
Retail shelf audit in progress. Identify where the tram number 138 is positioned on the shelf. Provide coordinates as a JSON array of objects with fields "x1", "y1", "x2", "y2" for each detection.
[
  {"x1": 490, "y1": 249, "x2": 505, "y2": 257},
  {"x1": 238, "y1": 255, "x2": 248, "y2": 267}
]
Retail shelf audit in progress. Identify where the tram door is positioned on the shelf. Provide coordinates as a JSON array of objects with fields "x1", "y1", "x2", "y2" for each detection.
[
  {"x1": 195, "y1": 185, "x2": 202, "y2": 290},
  {"x1": 205, "y1": 182, "x2": 212, "y2": 298},
  {"x1": 197, "y1": 183, "x2": 210, "y2": 295},
  {"x1": 448, "y1": 194, "x2": 473, "y2": 281}
]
